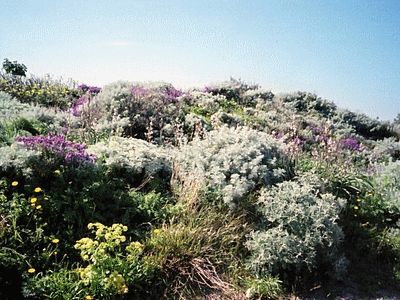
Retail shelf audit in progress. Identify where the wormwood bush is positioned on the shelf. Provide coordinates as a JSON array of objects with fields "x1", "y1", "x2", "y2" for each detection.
[
  {"x1": 88, "y1": 136, "x2": 171, "y2": 189},
  {"x1": 242, "y1": 88, "x2": 274, "y2": 108},
  {"x1": 210, "y1": 110, "x2": 243, "y2": 128},
  {"x1": 0, "y1": 93, "x2": 43, "y2": 144},
  {"x1": 246, "y1": 174, "x2": 347, "y2": 283},
  {"x1": 85, "y1": 81, "x2": 184, "y2": 143},
  {"x1": 274, "y1": 91, "x2": 337, "y2": 118},
  {"x1": 0, "y1": 91, "x2": 77, "y2": 139},
  {"x1": 373, "y1": 160, "x2": 400, "y2": 216},
  {"x1": 331, "y1": 109, "x2": 395, "y2": 140},
  {"x1": 174, "y1": 125, "x2": 289, "y2": 209},
  {"x1": 0, "y1": 91, "x2": 34, "y2": 121},
  {"x1": 188, "y1": 91, "x2": 227, "y2": 115},
  {"x1": 0, "y1": 144, "x2": 38, "y2": 178},
  {"x1": 203, "y1": 77, "x2": 259, "y2": 106},
  {"x1": 373, "y1": 137, "x2": 400, "y2": 162}
]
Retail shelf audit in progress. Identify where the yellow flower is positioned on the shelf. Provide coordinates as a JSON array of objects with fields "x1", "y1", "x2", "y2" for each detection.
[
  {"x1": 54, "y1": 170, "x2": 60, "y2": 174},
  {"x1": 52, "y1": 238, "x2": 59, "y2": 244},
  {"x1": 44, "y1": 197, "x2": 49, "y2": 201},
  {"x1": 31, "y1": 203, "x2": 36, "y2": 207},
  {"x1": 153, "y1": 229, "x2": 160, "y2": 235},
  {"x1": 357, "y1": 199, "x2": 362, "y2": 202},
  {"x1": 28, "y1": 268, "x2": 35, "y2": 273},
  {"x1": 354, "y1": 206, "x2": 359, "y2": 210},
  {"x1": 85, "y1": 296, "x2": 92, "y2": 300},
  {"x1": 36, "y1": 205, "x2": 42, "y2": 210},
  {"x1": 11, "y1": 181, "x2": 18, "y2": 186},
  {"x1": 34, "y1": 187, "x2": 42, "y2": 193},
  {"x1": 30, "y1": 198, "x2": 37, "y2": 204}
]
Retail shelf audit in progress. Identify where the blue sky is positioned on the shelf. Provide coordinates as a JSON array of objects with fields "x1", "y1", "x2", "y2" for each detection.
[{"x1": 1, "y1": 0, "x2": 399, "y2": 121}]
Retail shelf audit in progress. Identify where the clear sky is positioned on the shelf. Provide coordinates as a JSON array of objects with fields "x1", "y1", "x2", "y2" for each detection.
[{"x1": 1, "y1": 0, "x2": 399, "y2": 121}]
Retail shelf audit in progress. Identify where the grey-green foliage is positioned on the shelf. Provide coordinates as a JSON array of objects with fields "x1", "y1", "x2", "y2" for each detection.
[
  {"x1": 205, "y1": 77, "x2": 260, "y2": 105},
  {"x1": 0, "y1": 144, "x2": 39, "y2": 177},
  {"x1": 88, "y1": 136, "x2": 171, "y2": 180},
  {"x1": 274, "y1": 91, "x2": 337, "y2": 118},
  {"x1": 373, "y1": 160, "x2": 400, "y2": 213},
  {"x1": 210, "y1": 110, "x2": 243, "y2": 128},
  {"x1": 246, "y1": 174, "x2": 346, "y2": 278},
  {"x1": 174, "y1": 125, "x2": 288, "y2": 209},
  {"x1": 242, "y1": 89, "x2": 274, "y2": 108},
  {"x1": 83, "y1": 80, "x2": 132, "y2": 131},
  {"x1": 87, "y1": 81, "x2": 182, "y2": 142},
  {"x1": 373, "y1": 137, "x2": 400, "y2": 161},
  {"x1": 0, "y1": 91, "x2": 46, "y2": 122},
  {"x1": 331, "y1": 109, "x2": 394, "y2": 140},
  {"x1": 0, "y1": 91, "x2": 71, "y2": 133},
  {"x1": 190, "y1": 91, "x2": 226, "y2": 114}
]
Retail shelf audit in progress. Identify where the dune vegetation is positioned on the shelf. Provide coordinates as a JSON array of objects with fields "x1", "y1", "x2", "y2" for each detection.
[{"x1": 1, "y1": 60, "x2": 400, "y2": 299}]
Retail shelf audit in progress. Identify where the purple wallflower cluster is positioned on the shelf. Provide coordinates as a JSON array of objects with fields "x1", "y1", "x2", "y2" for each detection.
[
  {"x1": 294, "y1": 137, "x2": 306, "y2": 146},
  {"x1": 132, "y1": 86, "x2": 151, "y2": 98},
  {"x1": 318, "y1": 135, "x2": 329, "y2": 142},
  {"x1": 312, "y1": 126, "x2": 324, "y2": 134},
  {"x1": 341, "y1": 137, "x2": 361, "y2": 152},
  {"x1": 203, "y1": 86, "x2": 217, "y2": 93},
  {"x1": 131, "y1": 85, "x2": 184, "y2": 104},
  {"x1": 15, "y1": 133, "x2": 97, "y2": 164},
  {"x1": 78, "y1": 84, "x2": 101, "y2": 94},
  {"x1": 165, "y1": 87, "x2": 183, "y2": 103},
  {"x1": 69, "y1": 84, "x2": 101, "y2": 117},
  {"x1": 70, "y1": 95, "x2": 88, "y2": 117}
]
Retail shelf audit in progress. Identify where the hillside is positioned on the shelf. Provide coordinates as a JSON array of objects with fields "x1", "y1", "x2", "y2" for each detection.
[{"x1": 1, "y1": 72, "x2": 400, "y2": 299}]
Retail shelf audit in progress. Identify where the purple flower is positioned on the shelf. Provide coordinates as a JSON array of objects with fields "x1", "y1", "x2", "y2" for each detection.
[
  {"x1": 318, "y1": 135, "x2": 328, "y2": 142},
  {"x1": 16, "y1": 133, "x2": 97, "y2": 165},
  {"x1": 70, "y1": 95, "x2": 89, "y2": 116},
  {"x1": 203, "y1": 86, "x2": 216, "y2": 93},
  {"x1": 163, "y1": 87, "x2": 183, "y2": 104},
  {"x1": 341, "y1": 137, "x2": 360, "y2": 152},
  {"x1": 132, "y1": 86, "x2": 151, "y2": 98},
  {"x1": 294, "y1": 137, "x2": 306, "y2": 146},
  {"x1": 79, "y1": 84, "x2": 101, "y2": 94},
  {"x1": 312, "y1": 126, "x2": 324, "y2": 134}
]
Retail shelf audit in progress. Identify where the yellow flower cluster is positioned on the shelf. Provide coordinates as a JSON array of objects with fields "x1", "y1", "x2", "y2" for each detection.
[{"x1": 27, "y1": 187, "x2": 48, "y2": 210}]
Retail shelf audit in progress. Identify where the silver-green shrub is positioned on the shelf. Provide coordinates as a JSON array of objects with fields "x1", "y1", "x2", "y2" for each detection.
[
  {"x1": 245, "y1": 174, "x2": 346, "y2": 278},
  {"x1": 190, "y1": 91, "x2": 225, "y2": 113},
  {"x1": 373, "y1": 160, "x2": 400, "y2": 212},
  {"x1": 83, "y1": 81, "x2": 185, "y2": 143},
  {"x1": 204, "y1": 77, "x2": 259, "y2": 106},
  {"x1": 210, "y1": 110, "x2": 243, "y2": 128},
  {"x1": 331, "y1": 109, "x2": 394, "y2": 140},
  {"x1": 274, "y1": 91, "x2": 337, "y2": 118},
  {"x1": 0, "y1": 144, "x2": 39, "y2": 177},
  {"x1": 0, "y1": 91, "x2": 73, "y2": 135},
  {"x1": 88, "y1": 136, "x2": 171, "y2": 180},
  {"x1": 173, "y1": 125, "x2": 288, "y2": 209},
  {"x1": 373, "y1": 137, "x2": 400, "y2": 162},
  {"x1": 243, "y1": 88, "x2": 274, "y2": 107}
]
